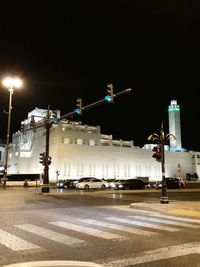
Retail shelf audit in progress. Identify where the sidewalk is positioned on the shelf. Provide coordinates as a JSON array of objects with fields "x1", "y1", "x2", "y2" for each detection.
[{"x1": 130, "y1": 200, "x2": 200, "y2": 217}]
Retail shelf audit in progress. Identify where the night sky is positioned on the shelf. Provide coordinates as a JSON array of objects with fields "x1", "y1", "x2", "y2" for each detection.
[{"x1": 0, "y1": 1, "x2": 199, "y2": 151}]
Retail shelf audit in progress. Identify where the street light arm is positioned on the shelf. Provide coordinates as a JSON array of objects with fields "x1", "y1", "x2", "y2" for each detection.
[
  {"x1": 166, "y1": 133, "x2": 176, "y2": 141},
  {"x1": 147, "y1": 133, "x2": 159, "y2": 141}
]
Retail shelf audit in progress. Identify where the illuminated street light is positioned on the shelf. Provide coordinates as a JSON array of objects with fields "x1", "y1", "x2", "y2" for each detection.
[{"x1": 2, "y1": 77, "x2": 22, "y2": 188}]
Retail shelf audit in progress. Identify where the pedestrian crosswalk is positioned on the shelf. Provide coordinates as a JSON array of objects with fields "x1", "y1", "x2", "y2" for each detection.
[{"x1": 0, "y1": 210, "x2": 200, "y2": 254}]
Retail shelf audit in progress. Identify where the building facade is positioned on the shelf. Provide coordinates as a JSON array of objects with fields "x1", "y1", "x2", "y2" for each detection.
[{"x1": 4, "y1": 104, "x2": 199, "y2": 182}]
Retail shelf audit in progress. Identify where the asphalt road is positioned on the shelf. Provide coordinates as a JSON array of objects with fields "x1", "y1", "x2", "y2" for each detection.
[{"x1": 0, "y1": 187, "x2": 200, "y2": 267}]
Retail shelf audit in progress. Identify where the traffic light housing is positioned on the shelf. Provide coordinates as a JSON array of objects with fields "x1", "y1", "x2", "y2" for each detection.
[
  {"x1": 152, "y1": 145, "x2": 162, "y2": 162},
  {"x1": 75, "y1": 98, "x2": 82, "y2": 115},
  {"x1": 30, "y1": 115, "x2": 36, "y2": 130},
  {"x1": 47, "y1": 156, "x2": 52, "y2": 165},
  {"x1": 21, "y1": 123, "x2": 25, "y2": 134},
  {"x1": 39, "y1": 152, "x2": 46, "y2": 165},
  {"x1": 105, "y1": 83, "x2": 114, "y2": 103},
  {"x1": 50, "y1": 110, "x2": 58, "y2": 124}
]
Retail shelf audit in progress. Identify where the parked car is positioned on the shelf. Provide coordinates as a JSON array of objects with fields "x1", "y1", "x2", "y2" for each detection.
[
  {"x1": 153, "y1": 181, "x2": 162, "y2": 189},
  {"x1": 114, "y1": 179, "x2": 146, "y2": 190},
  {"x1": 76, "y1": 178, "x2": 109, "y2": 190},
  {"x1": 105, "y1": 179, "x2": 120, "y2": 189},
  {"x1": 56, "y1": 180, "x2": 69, "y2": 189},
  {"x1": 72, "y1": 177, "x2": 98, "y2": 188},
  {"x1": 165, "y1": 177, "x2": 185, "y2": 189},
  {"x1": 153, "y1": 178, "x2": 185, "y2": 189}
]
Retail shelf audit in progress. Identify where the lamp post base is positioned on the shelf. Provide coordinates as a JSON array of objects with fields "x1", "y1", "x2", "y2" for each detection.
[
  {"x1": 160, "y1": 197, "x2": 169, "y2": 204},
  {"x1": 41, "y1": 186, "x2": 50, "y2": 193}
]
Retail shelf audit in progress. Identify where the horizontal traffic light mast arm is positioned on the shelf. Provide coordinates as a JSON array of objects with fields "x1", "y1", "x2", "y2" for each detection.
[
  {"x1": 59, "y1": 111, "x2": 75, "y2": 120},
  {"x1": 59, "y1": 88, "x2": 132, "y2": 120},
  {"x1": 114, "y1": 88, "x2": 132, "y2": 98}
]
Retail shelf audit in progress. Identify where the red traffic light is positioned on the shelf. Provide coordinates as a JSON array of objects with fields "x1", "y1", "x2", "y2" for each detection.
[
  {"x1": 152, "y1": 146, "x2": 162, "y2": 162},
  {"x1": 47, "y1": 156, "x2": 52, "y2": 165}
]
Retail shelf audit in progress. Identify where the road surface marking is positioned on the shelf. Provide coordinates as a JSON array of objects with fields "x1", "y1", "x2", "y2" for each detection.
[
  {"x1": 79, "y1": 219, "x2": 156, "y2": 236},
  {"x1": 49, "y1": 221, "x2": 124, "y2": 240},
  {"x1": 101, "y1": 241, "x2": 200, "y2": 266},
  {"x1": 128, "y1": 215, "x2": 200, "y2": 228},
  {"x1": 169, "y1": 209, "x2": 200, "y2": 218},
  {"x1": 105, "y1": 217, "x2": 180, "y2": 232},
  {"x1": 0, "y1": 229, "x2": 40, "y2": 251},
  {"x1": 15, "y1": 224, "x2": 85, "y2": 246},
  {"x1": 135, "y1": 212, "x2": 200, "y2": 223}
]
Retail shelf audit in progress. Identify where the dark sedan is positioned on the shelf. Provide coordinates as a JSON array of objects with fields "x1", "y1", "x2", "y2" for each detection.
[{"x1": 114, "y1": 179, "x2": 146, "y2": 190}]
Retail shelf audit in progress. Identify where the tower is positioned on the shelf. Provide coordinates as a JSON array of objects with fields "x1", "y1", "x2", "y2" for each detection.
[{"x1": 168, "y1": 100, "x2": 182, "y2": 151}]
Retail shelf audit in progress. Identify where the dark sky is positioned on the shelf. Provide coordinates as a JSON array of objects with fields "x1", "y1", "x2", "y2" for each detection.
[{"x1": 0, "y1": 1, "x2": 199, "y2": 151}]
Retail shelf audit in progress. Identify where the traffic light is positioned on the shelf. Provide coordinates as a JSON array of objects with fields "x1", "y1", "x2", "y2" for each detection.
[
  {"x1": 50, "y1": 110, "x2": 58, "y2": 124},
  {"x1": 105, "y1": 83, "x2": 114, "y2": 103},
  {"x1": 47, "y1": 156, "x2": 52, "y2": 165},
  {"x1": 30, "y1": 115, "x2": 36, "y2": 130},
  {"x1": 74, "y1": 98, "x2": 82, "y2": 115},
  {"x1": 152, "y1": 145, "x2": 162, "y2": 162},
  {"x1": 21, "y1": 123, "x2": 25, "y2": 134},
  {"x1": 39, "y1": 152, "x2": 46, "y2": 165}
]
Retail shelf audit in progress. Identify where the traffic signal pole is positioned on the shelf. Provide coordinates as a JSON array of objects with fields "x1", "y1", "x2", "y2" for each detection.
[
  {"x1": 148, "y1": 123, "x2": 176, "y2": 204},
  {"x1": 40, "y1": 85, "x2": 132, "y2": 193},
  {"x1": 42, "y1": 106, "x2": 51, "y2": 193}
]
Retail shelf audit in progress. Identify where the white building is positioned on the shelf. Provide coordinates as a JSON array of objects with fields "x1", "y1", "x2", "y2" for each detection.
[{"x1": 4, "y1": 102, "x2": 200, "y2": 182}]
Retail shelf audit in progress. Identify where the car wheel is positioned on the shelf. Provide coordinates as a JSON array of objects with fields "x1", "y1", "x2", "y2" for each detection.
[
  {"x1": 84, "y1": 185, "x2": 89, "y2": 190},
  {"x1": 101, "y1": 184, "x2": 106, "y2": 190}
]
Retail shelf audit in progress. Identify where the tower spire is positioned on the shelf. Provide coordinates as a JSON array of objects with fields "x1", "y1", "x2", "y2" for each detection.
[{"x1": 168, "y1": 100, "x2": 182, "y2": 151}]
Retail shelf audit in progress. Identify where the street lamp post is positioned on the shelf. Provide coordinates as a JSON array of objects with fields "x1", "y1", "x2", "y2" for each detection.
[
  {"x1": 42, "y1": 107, "x2": 51, "y2": 193},
  {"x1": 148, "y1": 123, "x2": 176, "y2": 204},
  {"x1": 2, "y1": 77, "x2": 22, "y2": 189}
]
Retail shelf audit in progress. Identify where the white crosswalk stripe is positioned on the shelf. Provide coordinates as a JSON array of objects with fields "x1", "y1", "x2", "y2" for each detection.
[
  {"x1": 105, "y1": 217, "x2": 181, "y2": 232},
  {"x1": 128, "y1": 215, "x2": 200, "y2": 228},
  {"x1": 133, "y1": 212, "x2": 200, "y2": 224},
  {"x1": 49, "y1": 221, "x2": 125, "y2": 240},
  {"x1": 79, "y1": 218, "x2": 156, "y2": 236},
  {"x1": 0, "y1": 229, "x2": 41, "y2": 251},
  {"x1": 15, "y1": 224, "x2": 86, "y2": 246},
  {"x1": 101, "y1": 241, "x2": 200, "y2": 267}
]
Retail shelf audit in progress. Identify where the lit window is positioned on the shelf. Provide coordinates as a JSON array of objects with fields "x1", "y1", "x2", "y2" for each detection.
[
  {"x1": 89, "y1": 139, "x2": 96, "y2": 146},
  {"x1": 76, "y1": 138, "x2": 84, "y2": 145},
  {"x1": 64, "y1": 138, "x2": 70, "y2": 144}
]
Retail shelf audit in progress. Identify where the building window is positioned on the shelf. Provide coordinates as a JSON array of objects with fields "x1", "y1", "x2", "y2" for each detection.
[
  {"x1": 76, "y1": 138, "x2": 84, "y2": 145},
  {"x1": 88, "y1": 127, "x2": 97, "y2": 134},
  {"x1": 62, "y1": 125, "x2": 73, "y2": 131},
  {"x1": 113, "y1": 143, "x2": 120, "y2": 147},
  {"x1": 101, "y1": 142, "x2": 110, "y2": 146},
  {"x1": 89, "y1": 139, "x2": 96, "y2": 146},
  {"x1": 64, "y1": 138, "x2": 71, "y2": 144}
]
